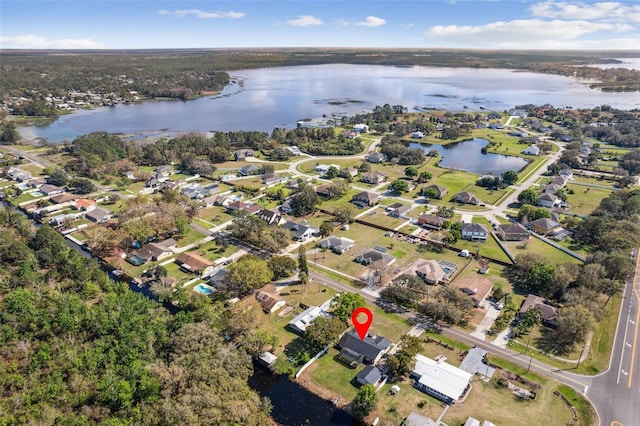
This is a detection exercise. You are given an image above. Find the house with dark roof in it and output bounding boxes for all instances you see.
[417,214,445,230]
[496,223,529,241]
[155,165,173,177]
[551,175,569,187]
[40,184,65,196]
[352,191,379,207]
[227,200,261,214]
[355,247,396,268]
[544,183,563,195]
[256,209,285,226]
[356,365,383,387]
[387,203,412,218]
[282,220,319,241]
[454,277,494,306]
[538,193,560,209]
[85,207,113,224]
[361,172,386,184]
[234,149,255,161]
[177,252,215,276]
[452,191,482,205]
[315,184,333,198]
[262,173,287,186]
[132,241,174,262]
[414,259,447,284]
[318,236,356,254]
[338,329,391,366]
[422,184,448,199]
[255,285,286,314]
[50,193,79,204]
[519,294,558,327]
[367,152,387,164]
[239,164,260,176]
[528,218,562,236]
[461,223,489,241]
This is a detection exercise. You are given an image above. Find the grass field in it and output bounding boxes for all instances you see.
[357,207,409,230]
[564,184,614,216]
[503,237,584,265]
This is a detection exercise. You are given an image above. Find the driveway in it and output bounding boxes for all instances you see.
[470,301,500,340]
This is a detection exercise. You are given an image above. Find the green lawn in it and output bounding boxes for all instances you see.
[357,208,408,230]
[503,237,583,265]
[454,233,512,264]
[564,184,614,216]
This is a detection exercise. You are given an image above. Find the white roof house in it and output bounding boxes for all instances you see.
[522,145,540,156]
[288,306,325,334]
[411,354,472,404]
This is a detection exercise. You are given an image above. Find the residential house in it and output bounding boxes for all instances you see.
[528,218,562,236]
[282,220,319,241]
[351,191,379,207]
[255,285,286,314]
[355,247,396,268]
[341,130,358,139]
[403,413,439,426]
[521,145,540,155]
[73,198,97,211]
[411,131,425,139]
[356,365,383,387]
[464,418,481,426]
[417,214,445,230]
[411,354,472,405]
[551,175,569,187]
[202,194,221,208]
[227,200,261,215]
[49,213,77,227]
[414,259,447,284]
[318,236,356,254]
[50,193,79,204]
[367,152,387,164]
[262,173,287,186]
[288,306,325,334]
[234,149,255,161]
[454,277,494,306]
[40,184,65,196]
[256,209,285,226]
[340,167,359,178]
[387,203,412,218]
[155,165,173,177]
[487,123,504,130]
[543,183,562,195]
[177,251,215,276]
[258,352,278,369]
[361,171,386,184]
[452,191,482,205]
[558,169,573,179]
[538,193,560,209]
[314,164,339,174]
[422,184,448,199]
[182,186,208,200]
[5,167,32,182]
[286,178,306,190]
[353,123,369,133]
[519,294,558,327]
[338,329,391,366]
[278,199,293,215]
[132,241,174,263]
[496,223,529,241]
[286,146,302,156]
[315,184,333,198]
[461,223,489,241]
[28,177,46,188]
[239,164,260,176]
[85,207,113,224]
[208,269,228,289]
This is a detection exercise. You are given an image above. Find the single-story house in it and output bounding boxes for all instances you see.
[519,294,558,327]
[227,200,261,214]
[28,177,46,188]
[288,306,325,334]
[239,164,260,176]
[49,213,77,227]
[411,354,472,405]
[422,184,448,199]
[558,169,573,179]
[208,269,228,289]
[315,184,333,198]
[496,223,529,241]
[340,167,359,178]
[155,165,173,177]
[387,203,412,218]
[85,207,113,224]
[256,209,285,226]
[50,193,79,204]
[522,145,540,155]
[403,412,439,426]
[314,164,340,174]
[417,214,445,230]
[367,152,387,164]
[414,259,447,285]
[464,418,481,426]
[355,247,396,268]
[318,236,356,254]
[234,149,255,161]
[538,193,561,209]
[73,198,97,211]
[352,191,379,207]
[361,172,386,184]
[528,218,562,236]
[132,241,174,262]
[551,175,569,187]
[454,277,494,306]
[262,173,287,186]
[356,365,383,387]
[411,131,425,139]
[282,220,319,241]
[177,251,215,276]
[338,329,392,366]
[353,123,370,133]
[40,184,65,196]
[255,285,286,314]
[278,199,293,215]
[461,223,489,241]
[544,183,563,195]
[257,352,278,369]
[452,191,482,205]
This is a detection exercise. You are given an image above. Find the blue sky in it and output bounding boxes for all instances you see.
[1,0,639,49]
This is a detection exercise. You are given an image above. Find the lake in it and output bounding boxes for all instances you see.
[408,138,529,176]
[19,64,640,143]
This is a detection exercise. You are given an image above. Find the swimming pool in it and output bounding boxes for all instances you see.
[194,283,214,295]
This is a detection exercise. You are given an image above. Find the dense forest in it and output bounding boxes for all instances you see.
[1,49,638,104]
[0,207,271,425]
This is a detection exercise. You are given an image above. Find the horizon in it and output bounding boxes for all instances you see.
[1,0,639,50]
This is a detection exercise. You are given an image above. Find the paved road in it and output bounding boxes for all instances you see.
[588,250,640,426]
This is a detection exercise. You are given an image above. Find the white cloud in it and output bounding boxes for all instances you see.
[286,15,323,27]
[424,18,640,48]
[530,1,640,23]
[157,9,244,19]
[355,16,386,27]
[0,34,103,49]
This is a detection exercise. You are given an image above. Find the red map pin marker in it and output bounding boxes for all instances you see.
[352,307,373,341]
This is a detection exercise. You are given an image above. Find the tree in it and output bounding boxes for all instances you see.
[359,162,372,172]
[325,166,339,179]
[555,306,594,349]
[0,121,20,144]
[298,245,308,275]
[352,384,378,419]
[518,204,551,221]
[421,187,440,199]
[290,185,320,217]
[330,292,366,323]
[404,166,418,179]
[417,171,433,183]
[268,256,297,280]
[303,316,346,350]
[319,221,334,237]
[223,255,274,296]
[69,177,96,194]
[333,204,357,223]
[389,179,409,193]
[48,168,69,187]
[518,189,539,205]
[501,169,518,186]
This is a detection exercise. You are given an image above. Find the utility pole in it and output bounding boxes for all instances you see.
[525,334,533,373]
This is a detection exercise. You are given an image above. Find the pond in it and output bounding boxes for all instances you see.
[408,138,529,176]
[19,64,640,143]
[248,365,356,426]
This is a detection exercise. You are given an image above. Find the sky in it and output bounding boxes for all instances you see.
[1,0,639,50]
